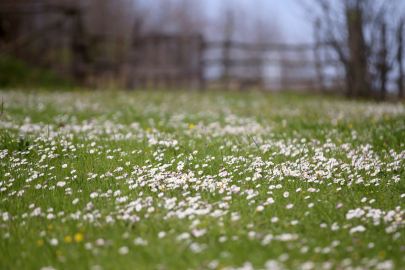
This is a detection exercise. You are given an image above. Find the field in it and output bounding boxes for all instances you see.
[0,90,405,270]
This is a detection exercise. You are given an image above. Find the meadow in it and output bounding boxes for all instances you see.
[0,90,404,270]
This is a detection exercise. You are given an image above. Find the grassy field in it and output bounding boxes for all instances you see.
[0,90,404,270]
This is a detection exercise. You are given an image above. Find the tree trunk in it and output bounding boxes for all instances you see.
[71,9,89,86]
[314,18,326,93]
[379,22,388,100]
[346,1,368,98]
[398,18,404,99]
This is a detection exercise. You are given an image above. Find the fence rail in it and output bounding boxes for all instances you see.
[202,58,339,67]
[204,41,327,51]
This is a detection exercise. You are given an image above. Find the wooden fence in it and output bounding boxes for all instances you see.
[0,3,344,91]
[201,40,342,91]
[128,35,204,90]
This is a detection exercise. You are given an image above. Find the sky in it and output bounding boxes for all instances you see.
[203,0,314,44]
[135,0,315,44]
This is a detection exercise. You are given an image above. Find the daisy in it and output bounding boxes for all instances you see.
[256,205,264,212]
[118,246,129,255]
[49,238,58,246]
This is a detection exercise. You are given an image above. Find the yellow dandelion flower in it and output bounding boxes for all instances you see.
[378,251,386,259]
[65,236,72,243]
[74,233,83,243]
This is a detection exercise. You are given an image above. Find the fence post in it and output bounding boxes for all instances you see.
[398,18,404,99]
[222,11,234,90]
[222,40,231,90]
[314,18,325,92]
[197,35,206,91]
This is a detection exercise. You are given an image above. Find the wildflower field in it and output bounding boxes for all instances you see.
[1,90,405,270]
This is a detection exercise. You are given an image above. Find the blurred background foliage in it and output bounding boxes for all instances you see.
[0,52,73,89]
[0,0,404,100]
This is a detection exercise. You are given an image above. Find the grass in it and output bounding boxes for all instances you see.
[0,89,404,270]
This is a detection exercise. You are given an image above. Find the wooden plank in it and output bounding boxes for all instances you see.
[202,58,340,67]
